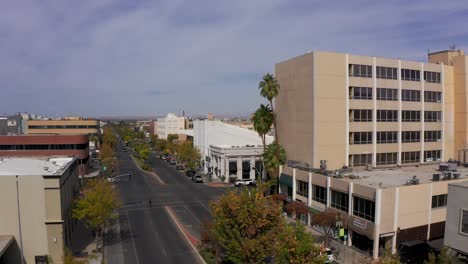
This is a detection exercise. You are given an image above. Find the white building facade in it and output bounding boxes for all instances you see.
[157,113,186,139]
[193,119,273,182]
[444,181,468,256]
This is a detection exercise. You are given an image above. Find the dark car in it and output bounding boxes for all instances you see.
[176,165,185,170]
[192,175,204,183]
[398,240,433,264]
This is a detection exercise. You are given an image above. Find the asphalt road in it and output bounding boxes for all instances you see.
[108,142,229,264]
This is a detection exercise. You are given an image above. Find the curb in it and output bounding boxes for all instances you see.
[165,206,206,264]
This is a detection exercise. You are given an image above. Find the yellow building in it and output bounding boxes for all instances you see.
[275,49,468,259]
[0,156,79,264]
[26,119,99,136]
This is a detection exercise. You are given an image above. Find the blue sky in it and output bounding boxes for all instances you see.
[0,0,467,117]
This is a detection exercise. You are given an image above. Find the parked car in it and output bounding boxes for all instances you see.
[122,148,127,152]
[166,156,172,162]
[161,155,167,160]
[234,179,256,187]
[193,175,204,183]
[186,169,195,177]
[322,248,334,264]
[176,165,185,170]
[170,159,176,165]
[398,240,433,264]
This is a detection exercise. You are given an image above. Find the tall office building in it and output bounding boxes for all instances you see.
[275,49,468,170]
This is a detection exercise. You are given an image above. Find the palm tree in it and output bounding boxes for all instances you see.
[263,141,286,180]
[258,73,280,142]
[252,104,273,150]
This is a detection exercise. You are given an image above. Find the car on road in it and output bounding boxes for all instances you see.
[166,156,172,162]
[170,159,176,165]
[192,175,204,183]
[234,179,256,187]
[122,148,127,152]
[176,165,185,170]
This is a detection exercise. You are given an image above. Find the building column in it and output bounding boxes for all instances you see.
[373,188,382,260]
[250,157,255,180]
[326,177,331,208]
[348,183,354,246]
[237,158,242,180]
[292,169,296,201]
[307,173,312,226]
[392,187,399,254]
[372,57,377,167]
[278,166,283,194]
[220,156,225,179]
[421,62,425,164]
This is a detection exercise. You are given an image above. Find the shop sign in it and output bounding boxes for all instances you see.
[353,218,368,230]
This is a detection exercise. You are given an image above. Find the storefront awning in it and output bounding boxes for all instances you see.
[279,173,293,187]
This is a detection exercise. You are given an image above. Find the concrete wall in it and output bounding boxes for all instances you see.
[444,183,468,254]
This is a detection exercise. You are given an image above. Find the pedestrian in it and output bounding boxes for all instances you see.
[149,199,152,208]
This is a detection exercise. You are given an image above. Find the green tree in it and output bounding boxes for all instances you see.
[73,179,121,251]
[167,134,179,142]
[263,141,287,179]
[425,247,458,264]
[275,222,325,264]
[258,73,280,142]
[252,104,274,149]
[139,147,150,161]
[209,185,285,263]
[102,127,116,147]
[176,142,201,169]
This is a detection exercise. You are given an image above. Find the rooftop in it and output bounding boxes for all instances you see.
[0,156,75,176]
[340,163,468,188]
[449,181,468,188]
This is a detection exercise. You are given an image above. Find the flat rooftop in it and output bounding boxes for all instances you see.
[0,156,75,176]
[340,163,468,188]
[450,181,468,188]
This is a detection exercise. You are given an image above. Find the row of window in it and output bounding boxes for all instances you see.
[350,87,441,102]
[297,183,376,222]
[349,150,441,166]
[349,64,441,83]
[0,144,88,150]
[351,109,442,122]
[28,125,98,129]
[350,130,441,144]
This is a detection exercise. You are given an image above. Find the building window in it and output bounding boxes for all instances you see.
[402,89,421,102]
[377,131,398,144]
[401,69,421,81]
[431,194,447,208]
[350,109,372,122]
[349,64,372,78]
[460,209,468,235]
[296,180,308,197]
[376,152,397,165]
[424,71,441,83]
[402,151,420,163]
[376,66,398,80]
[350,154,372,167]
[424,91,442,103]
[353,196,375,222]
[425,150,441,162]
[349,87,372,100]
[402,131,420,143]
[377,110,398,122]
[350,132,372,145]
[425,131,441,142]
[331,190,349,212]
[35,256,49,264]
[377,88,398,101]
[402,110,421,122]
[424,111,442,122]
[312,185,327,204]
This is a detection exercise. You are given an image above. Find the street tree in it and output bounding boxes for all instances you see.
[209,185,285,263]
[176,142,201,169]
[275,222,325,264]
[310,209,337,247]
[425,247,459,264]
[285,201,309,220]
[73,179,121,251]
[263,141,287,179]
[258,73,280,142]
[252,104,274,150]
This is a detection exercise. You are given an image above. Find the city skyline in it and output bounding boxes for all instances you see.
[1,0,467,116]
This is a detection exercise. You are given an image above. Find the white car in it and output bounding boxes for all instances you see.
[234,179,256,187]
[323,248,334,263]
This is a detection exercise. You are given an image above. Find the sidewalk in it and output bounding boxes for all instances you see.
[286,218,369,263]
[70,220,103,264]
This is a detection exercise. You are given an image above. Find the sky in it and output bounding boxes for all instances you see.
[1,0,467,117]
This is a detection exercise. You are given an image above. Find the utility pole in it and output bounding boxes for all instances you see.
[16,176,24,264]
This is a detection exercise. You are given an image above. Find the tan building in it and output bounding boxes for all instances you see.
[275,49,468,170]
[0,156,79,264]
[275,49,468,259]
[26,119,99,136]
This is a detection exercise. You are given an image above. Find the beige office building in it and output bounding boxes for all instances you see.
[26,118,99,136]
[275,49,468,259]
[0,156,79,264]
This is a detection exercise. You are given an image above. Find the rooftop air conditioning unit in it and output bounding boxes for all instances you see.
[454,173,461,179]
[432,173,440,181]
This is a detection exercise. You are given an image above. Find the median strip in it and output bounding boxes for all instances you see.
[130,154,165,185]
[165,206,206,264]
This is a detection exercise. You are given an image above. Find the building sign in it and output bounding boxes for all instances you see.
[353,218,368,230]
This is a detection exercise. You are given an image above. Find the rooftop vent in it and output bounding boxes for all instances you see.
[454,173,461,179]
[406,175,419,185]
[443,172,452,180]
[433,173,440,181]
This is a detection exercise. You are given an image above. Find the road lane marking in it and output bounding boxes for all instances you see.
[165,206,206,264]
[126,211,141,264]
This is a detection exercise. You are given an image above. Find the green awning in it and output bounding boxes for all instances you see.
[279,173,293,187]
